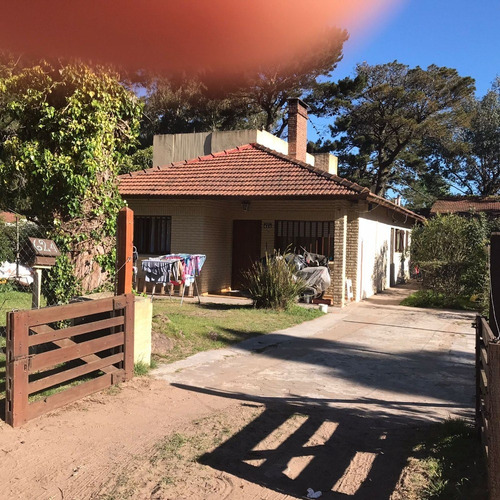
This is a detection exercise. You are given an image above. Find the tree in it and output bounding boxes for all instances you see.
[141,27,348,143]
[433,81,500,196]
[308,62,475,196]
[0,61,142,301]
[411,214,489,307]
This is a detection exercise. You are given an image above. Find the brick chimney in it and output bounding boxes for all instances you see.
[287,98,308,163]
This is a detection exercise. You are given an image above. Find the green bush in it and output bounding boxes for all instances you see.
[243,251,306,310]
[0,219,15,262]
[411,214,489,306]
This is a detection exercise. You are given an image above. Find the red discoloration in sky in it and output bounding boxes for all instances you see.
[0,0,401,76]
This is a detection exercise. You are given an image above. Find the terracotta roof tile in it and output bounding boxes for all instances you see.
[431,198,500,214]
[0,211,17,224]
[119,143,366,198]
[119,143,424,222]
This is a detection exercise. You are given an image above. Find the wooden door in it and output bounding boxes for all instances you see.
[232,220,262,289]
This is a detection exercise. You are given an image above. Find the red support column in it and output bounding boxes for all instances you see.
[116,207,134,295]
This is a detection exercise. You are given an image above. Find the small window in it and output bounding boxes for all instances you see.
[275,220,334,260]
[134,216,171,254]
[395,229,405,253]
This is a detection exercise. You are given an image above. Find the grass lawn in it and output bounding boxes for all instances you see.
[401,290,480,311]
[151,300,323,364]
[400,419,486,499]
[0,289,39,402]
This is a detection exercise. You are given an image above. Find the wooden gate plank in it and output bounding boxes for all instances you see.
[23,296,123,326]
[481,317,495,346]
[30,332,124,372]
[29,316,125,346]
[487,343,500,498]
[27,373,112,421]
[5,311,30,427]
[6,293,135,427]
[28,352,124,394]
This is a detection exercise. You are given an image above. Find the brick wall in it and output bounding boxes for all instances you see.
[287,99,308,163]
[332,214,347,307]
[126,198,349,297]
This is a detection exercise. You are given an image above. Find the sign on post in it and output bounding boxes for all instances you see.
[28,238,60,309]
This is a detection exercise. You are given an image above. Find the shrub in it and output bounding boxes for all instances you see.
[0,219,15,263]
[243,251,306,310]
[411,214,489,305]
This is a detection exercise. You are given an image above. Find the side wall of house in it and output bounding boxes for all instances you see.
[357,203,414,301]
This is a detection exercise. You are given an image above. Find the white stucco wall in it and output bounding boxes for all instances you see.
[357,215,412,301]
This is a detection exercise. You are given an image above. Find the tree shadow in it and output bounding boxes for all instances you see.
[197,303,253,312]
[174,384,462,499]
[215,330,475,406]
[372,243,388,293]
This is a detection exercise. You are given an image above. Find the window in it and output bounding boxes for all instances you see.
[395,229,406,253]
[275,220,334,260]
[134,216,171,254]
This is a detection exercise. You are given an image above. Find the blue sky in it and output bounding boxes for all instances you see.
[309,0,500,140]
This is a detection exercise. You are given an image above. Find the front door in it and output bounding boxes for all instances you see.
[232,220,262,290]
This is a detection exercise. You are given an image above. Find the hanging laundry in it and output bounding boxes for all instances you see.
[141,254,206,286]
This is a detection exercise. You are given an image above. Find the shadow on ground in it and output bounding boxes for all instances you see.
[214,330,474,406]
[173,384,465,499]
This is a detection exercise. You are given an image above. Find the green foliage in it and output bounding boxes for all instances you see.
[401,290,477,310]
[0,61,143,301]
[437,80,500,196]
[307,61,475,196]
[42,254,81,305]
[243,251,306,310]
[134,360,152,376]
[0,219,14,262]
[411,419,486,500]
[141,27,347,141]
[411,214,489,304]
[119,146,153,174]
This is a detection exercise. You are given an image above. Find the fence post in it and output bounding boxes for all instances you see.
[476,315,481,429]
[122,293,135,381]
[490,233,500,337]
[5,310,30,427]
[116,207,134,295]
[488,343,500,498]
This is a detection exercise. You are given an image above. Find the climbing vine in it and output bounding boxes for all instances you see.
[0,61,143,303]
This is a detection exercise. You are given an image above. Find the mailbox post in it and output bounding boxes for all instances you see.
[28,238,60,309]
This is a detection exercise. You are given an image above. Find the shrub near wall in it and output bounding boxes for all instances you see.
[410,214,489,307]
[244,251,306,310]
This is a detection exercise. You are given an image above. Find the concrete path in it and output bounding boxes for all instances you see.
[153,285,476,498]
[154,286,475,423]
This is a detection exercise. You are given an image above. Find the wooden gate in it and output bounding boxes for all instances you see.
[476,314,500,498]
[5,293,134,427]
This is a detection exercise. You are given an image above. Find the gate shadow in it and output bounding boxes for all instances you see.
[173,384,471,499]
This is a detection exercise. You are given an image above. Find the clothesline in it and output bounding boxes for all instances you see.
[141,253,206,305]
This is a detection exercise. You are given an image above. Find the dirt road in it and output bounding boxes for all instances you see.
[0,286,475,499]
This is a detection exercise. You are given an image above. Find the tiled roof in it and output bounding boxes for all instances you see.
[119,144,365,198]
[0,211,17,224]
[119,143,424,222]
[431,198,500,214]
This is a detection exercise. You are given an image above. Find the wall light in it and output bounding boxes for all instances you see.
[241,200,251,212]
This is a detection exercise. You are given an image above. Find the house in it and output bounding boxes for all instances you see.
[431,197,500,219]
[119,99,424,306]
[0,211,18,224]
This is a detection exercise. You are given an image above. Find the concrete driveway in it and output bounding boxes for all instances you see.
[154,285,476,498]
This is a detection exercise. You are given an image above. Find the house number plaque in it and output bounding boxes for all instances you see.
[29,238,61,257]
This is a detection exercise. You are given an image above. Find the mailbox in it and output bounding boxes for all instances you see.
[28,237,61,268]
